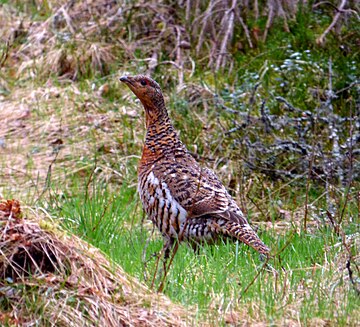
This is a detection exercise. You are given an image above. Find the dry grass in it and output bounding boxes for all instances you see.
[3,0,159,80]
[0,199,195,326]
[3,0,351,83]
[0,82,145,200]
[2,199,356,326]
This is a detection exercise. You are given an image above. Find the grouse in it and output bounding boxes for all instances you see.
[119,75,270,260]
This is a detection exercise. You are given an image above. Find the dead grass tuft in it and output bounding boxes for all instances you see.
[4,0,347,81]
[0,83,144,199]
[0,199,194,326]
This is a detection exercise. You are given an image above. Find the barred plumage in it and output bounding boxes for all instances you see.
[120,75,270,257]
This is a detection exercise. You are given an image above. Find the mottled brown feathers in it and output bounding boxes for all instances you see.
[120,74,270,256]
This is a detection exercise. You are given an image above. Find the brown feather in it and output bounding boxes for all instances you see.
[119,74,270,256]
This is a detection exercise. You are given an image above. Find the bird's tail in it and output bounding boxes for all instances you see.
[223,221,270,255]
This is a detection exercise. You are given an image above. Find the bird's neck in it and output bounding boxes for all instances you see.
[142,103,186,159]
[144,102,171,130]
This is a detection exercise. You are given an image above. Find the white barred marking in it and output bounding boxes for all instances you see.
[147,171,159,185]
[138,171,188,238]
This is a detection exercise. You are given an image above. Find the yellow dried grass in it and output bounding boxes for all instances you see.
[0,83,144,199]
[0,199,194,326]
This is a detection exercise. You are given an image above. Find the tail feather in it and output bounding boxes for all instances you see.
[224,221,270,255]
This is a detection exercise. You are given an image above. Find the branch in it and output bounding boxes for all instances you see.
[346,259,360,296]
[316,0,348,45]
[263,0,275,42]
[215,0,237,70]
[313,1,360,21]
[235,9,253,49]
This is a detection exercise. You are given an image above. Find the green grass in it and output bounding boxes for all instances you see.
[43,177,359,325]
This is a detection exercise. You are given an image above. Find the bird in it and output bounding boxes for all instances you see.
[119,74,270,263]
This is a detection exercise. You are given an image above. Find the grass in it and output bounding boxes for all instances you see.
[0,200,192,326]
[1,0,359,325]
[39,177,359,325]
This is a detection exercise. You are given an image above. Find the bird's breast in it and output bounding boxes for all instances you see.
[138,171,188,238]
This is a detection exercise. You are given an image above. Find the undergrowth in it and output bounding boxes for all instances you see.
[1,0,359,325]
[46,177,359,325]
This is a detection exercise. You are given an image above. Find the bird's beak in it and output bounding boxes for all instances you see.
[119,75,134,86]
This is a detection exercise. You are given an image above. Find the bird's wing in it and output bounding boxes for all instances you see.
[152,160,248,224]
[151,158,270,255]
[193,167,249,225]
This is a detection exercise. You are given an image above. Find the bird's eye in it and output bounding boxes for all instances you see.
[140,79,147,86]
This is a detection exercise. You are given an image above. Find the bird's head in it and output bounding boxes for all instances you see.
[119,75,164,109]
[120,74,170,128]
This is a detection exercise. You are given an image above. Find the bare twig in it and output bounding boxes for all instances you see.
[215,0,237,70]
[175,25,184,88]
[34,150,61,203]
[324,59,342,215]
[240,230,295,298]
[276,0,290,33]
[60,7,76,34]
[263,0,275,42]
[185,0,192,21]
[316,0,348,45]
[335,81,359,95]
[254,0,259,20]
[235,9,253,49]
[346,259,360,296]
[313,1,360,21]
[240,255,270,297]
[195,0,217,55]
[326,210,340,236]
[146,51,159,75]
[0,40,10,68]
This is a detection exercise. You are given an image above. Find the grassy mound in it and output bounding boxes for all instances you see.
[0,199,193,326]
